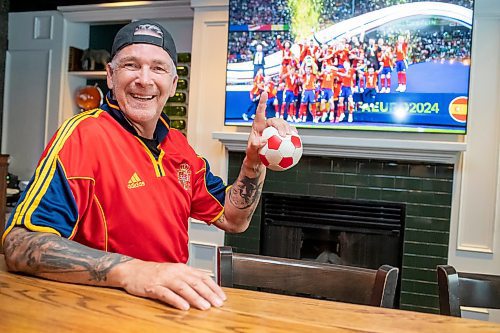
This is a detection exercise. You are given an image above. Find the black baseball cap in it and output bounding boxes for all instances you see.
[111,19,177,66]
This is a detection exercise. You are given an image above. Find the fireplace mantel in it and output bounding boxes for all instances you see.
[212,132,466,164]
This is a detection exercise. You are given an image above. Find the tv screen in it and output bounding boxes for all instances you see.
[224,0,474,134]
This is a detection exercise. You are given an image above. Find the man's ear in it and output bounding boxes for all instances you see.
[169,75,178,97]
[106,63,114,90]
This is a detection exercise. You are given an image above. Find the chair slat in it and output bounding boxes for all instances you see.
[437,265,500,317]
[218,246,398,308]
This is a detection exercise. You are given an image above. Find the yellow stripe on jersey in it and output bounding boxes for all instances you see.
[159,116,170,129]
[133,137,165,177]
[157,149,166,175]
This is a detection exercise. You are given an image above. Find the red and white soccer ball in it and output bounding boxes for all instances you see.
[258,127,303,171]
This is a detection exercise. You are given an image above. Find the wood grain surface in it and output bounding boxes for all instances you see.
[1,255,500,332]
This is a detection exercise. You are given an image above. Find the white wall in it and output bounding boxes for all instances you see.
[448,0,500,321]
[2,11,65,180]
[188,0,500,321]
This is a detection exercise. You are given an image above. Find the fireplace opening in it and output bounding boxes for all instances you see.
[260,193,405,303]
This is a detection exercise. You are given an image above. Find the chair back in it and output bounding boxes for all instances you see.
[437,265,500,317]
[217,246,398,308]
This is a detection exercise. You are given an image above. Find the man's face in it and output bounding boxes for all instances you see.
[106,43,178,126]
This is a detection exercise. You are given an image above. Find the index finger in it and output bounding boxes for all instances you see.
[254,91,268,123]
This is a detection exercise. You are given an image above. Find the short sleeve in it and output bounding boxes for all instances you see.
[2,159,79,242]
[190,157,227,223]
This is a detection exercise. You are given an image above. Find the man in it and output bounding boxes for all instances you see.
[299,65,317,123]
[2,20,294,311]
[318,65,336,123]
[394,34,409,92]
[337,61,356,123]
[276,35,294,78]
[378,44,394,93]
[252,43,266,78]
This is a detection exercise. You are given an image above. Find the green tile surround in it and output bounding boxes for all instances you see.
[225,153,454,314]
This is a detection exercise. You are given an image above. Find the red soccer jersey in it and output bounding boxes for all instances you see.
[302,73,317,90]
[277,38,293,66]
[300,45,319,63]
[320,72,335,89]
[364,72,379,88]
[340,68,356,87]
[335,48,350,66]
[3,98,226,263]
[396,42,408,61]
[320,47,335,66]
[266,81,277,98]
[285,73,298,92]
[381,51,394,67]
[250,73,265,96]
[333,78,341,99]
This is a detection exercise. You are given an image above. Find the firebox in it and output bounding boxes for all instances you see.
[260,193,405,291]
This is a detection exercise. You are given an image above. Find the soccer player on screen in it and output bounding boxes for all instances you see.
[318,43,335,70]
[334,38,351,69]
[331,75,341,122]
[300,38,320,66]
[299,65,317,123]
[337,61,356,123]
[276,35,294,78]
[319,66,336,123]
[379,45,394,93]
[360,66,380,110]
[264,76,279,118]
[282,66,300,122]
[395,34,409,92]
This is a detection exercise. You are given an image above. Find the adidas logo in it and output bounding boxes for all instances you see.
[127,172,145,189]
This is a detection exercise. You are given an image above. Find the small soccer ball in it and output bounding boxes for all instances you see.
[258,127,303,171]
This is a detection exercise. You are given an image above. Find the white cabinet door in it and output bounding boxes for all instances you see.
[2,11,64,180]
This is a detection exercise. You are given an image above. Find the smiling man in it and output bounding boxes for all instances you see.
[2,20,296,311]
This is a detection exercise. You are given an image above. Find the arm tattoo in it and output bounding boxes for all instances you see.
[228,175,263,209]
[215,214,226,225]
[4,227,132,283]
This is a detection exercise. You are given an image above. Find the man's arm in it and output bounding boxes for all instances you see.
[214,92,296,233]
[3,227,226,311]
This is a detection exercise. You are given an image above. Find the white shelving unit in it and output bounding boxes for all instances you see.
[68,71,106,79]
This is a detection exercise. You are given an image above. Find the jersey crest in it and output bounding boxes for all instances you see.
[177,163,192,191]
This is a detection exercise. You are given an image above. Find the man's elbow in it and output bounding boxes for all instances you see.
[3,232,20,271]
[2,227,32,272]
[222,217,250,234]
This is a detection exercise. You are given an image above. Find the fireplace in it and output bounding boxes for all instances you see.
[259,193,405,305]
[225,152,454,314]
[261,193,405,271]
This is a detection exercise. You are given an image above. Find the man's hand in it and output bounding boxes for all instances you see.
[246,92,298,168]
[3,227,225,311]
[118,260,226,311]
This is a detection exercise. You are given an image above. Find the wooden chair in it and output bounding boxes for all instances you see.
[437,265,500,317]
[217,246,399,308]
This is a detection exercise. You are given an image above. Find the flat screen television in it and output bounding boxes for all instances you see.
[224,0,474,134]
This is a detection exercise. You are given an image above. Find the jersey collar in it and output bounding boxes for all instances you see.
[101,92,170,143]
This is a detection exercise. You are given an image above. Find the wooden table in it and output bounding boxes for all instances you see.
[1,256,500,332]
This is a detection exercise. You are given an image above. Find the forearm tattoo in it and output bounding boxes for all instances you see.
[4,227,132,283]
[228,175,263,209]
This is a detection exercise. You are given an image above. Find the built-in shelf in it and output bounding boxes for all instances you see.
[213,131,467,164]
[69,71,107,79]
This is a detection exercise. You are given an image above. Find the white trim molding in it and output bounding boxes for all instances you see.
[58,1,193,22]
[213,131,466,164]
[191,0,229,10]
